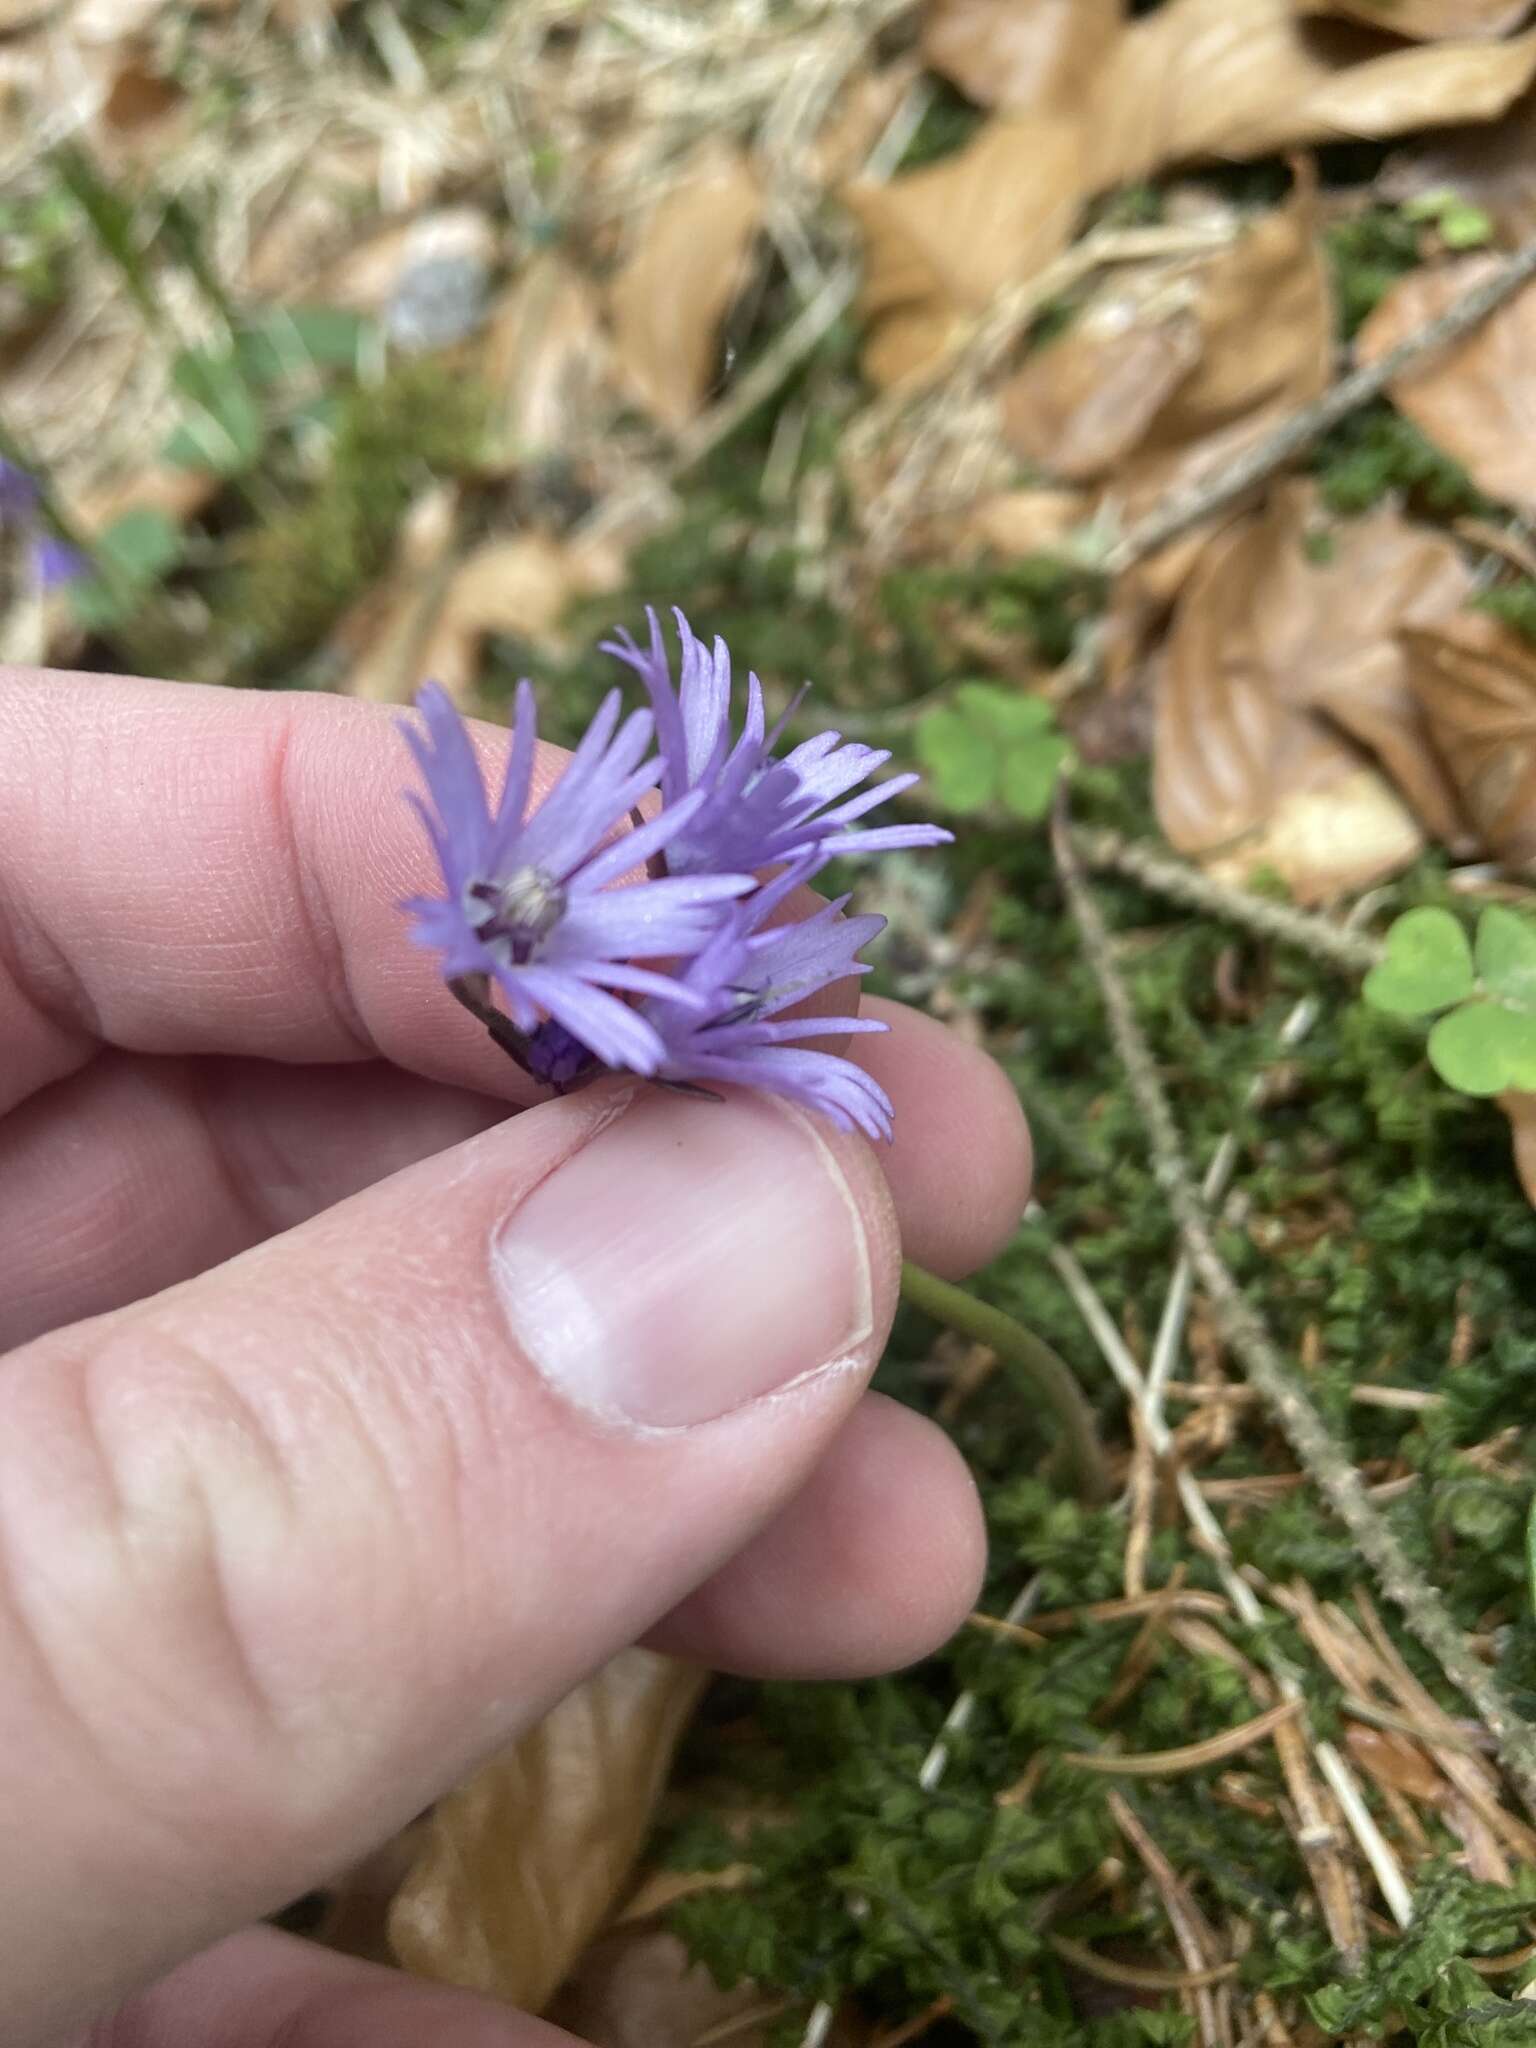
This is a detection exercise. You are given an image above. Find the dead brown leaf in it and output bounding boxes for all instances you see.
[1112,174,1333,514]
[1357,258,1536,510]
[1002,293,1203,483]
[1297,0,1532,38]
[1092,0,1536,179]
[1501,1090,1536,1201]
[389,1652,707,2012]
[1402,609,1536,865]
[546,1926,778,2048]
[1343,1724,1446,1804]
[342,519,624,706]
[922,0,1124,113]
[808,61,919,187]
[961,485,1091,555]
[844,113,1088,386]
[482,254,612,460]
[1378,87,1536,244]
[1154,485,1474,898]
[1241,482,1475,844]
[606,142,762,430]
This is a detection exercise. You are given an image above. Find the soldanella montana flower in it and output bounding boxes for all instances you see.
[400,609,950,1139]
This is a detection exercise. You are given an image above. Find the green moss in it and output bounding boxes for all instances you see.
[224,356,490,675]
[1326,204,1425,339]
[1475,578,1536,647]
[1311,401,1488,517]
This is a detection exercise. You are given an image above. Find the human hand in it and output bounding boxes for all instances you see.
[0,669,1031,2047]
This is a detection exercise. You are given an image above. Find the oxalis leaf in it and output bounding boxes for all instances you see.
[916,682,1069,820]
[1476,904,1536,1008]
[1362,906,1474,1017]
[1428,1002,1536,1097]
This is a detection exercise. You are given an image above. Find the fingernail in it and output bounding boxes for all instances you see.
[492,1090,873,1428]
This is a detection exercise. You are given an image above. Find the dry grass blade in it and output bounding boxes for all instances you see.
[1107,1790,1233,2048]
[1062,1699,1304,1777]
[1046,1933,1240,1993]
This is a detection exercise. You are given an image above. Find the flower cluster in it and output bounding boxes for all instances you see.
[400,608,950,1138]
[0,460,86,591]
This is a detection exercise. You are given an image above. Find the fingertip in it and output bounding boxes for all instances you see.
[856,1000,1032,1278]
[646,1393,987,1679]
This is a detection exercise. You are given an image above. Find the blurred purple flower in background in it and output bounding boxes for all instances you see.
[400,614,948,1135]
[0,459,40,524]
[29,535,88,590]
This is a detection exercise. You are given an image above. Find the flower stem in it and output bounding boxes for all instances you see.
[900,1260,1110,1502]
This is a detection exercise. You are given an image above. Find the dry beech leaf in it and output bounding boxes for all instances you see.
[962,485,1091,555]
[1378,88,1536,244]
[1154,498,1444,900]
[808,61,919,186]
[1240,482,1475,845]
[1357,258,1536,510]
[1296,0,1532,37]
[483,254,612,458]
[389,1652,707,2012]
[545,1927,777,2048]
[922,0,1125,113]
[1343,1725,1447,1804]
[1402,610,1536,866]
[76,462,220,532]
[1091,0,1536,179]
[606,142,762,430]
[1501,1090,1536,1203]
[844,114,1088,386]
[1002,293,1203,482]
[1113,175,1333,517]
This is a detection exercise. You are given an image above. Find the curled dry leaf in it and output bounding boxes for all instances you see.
[1002,290,1204,483]
[389,1652,707,2012]
[606,142,762,431]
[1402,609,1536,866]
[1242,482,1475,845]
[546,1927,778,2048]
[962,485,1092,556]
[1356,258,1536,510]
[808,61,920,187]
[343,523,626,705]
[1154,484,1473,898]
[1501,1090,1536,1203]
[482,254,612,460]
[1378,89,1536,244]
[1092,0,1536,179]
[1005,175,1327,504]
[1295,0,1533,38]
[844,114,1088,386]
[921,0,1125,114]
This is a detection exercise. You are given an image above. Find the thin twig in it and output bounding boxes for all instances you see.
[900,1261,1110,1503]
[1107,225,1536,574]
[1052,793,1536,1818]
[1071,828,1385,977]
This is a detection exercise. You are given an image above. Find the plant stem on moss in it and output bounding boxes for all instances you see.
[899,1260,1110,1503]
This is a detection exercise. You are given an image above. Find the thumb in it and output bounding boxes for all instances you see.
[0,1082,897,2045]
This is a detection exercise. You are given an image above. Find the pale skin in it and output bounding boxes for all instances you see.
[0,669,1033,2048]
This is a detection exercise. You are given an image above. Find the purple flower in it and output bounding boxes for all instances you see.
[601,607,952,877]
[637,865,896,1141]
[401,681,753,1074]
[29,534,88,590]
[0,460,39,523]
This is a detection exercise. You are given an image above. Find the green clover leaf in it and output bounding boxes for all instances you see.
[1428,1002,1536,1097]
[916,683,1070,821]
[1361,906,1474,1018]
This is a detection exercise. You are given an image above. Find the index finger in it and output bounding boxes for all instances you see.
[0,666,553,1115]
